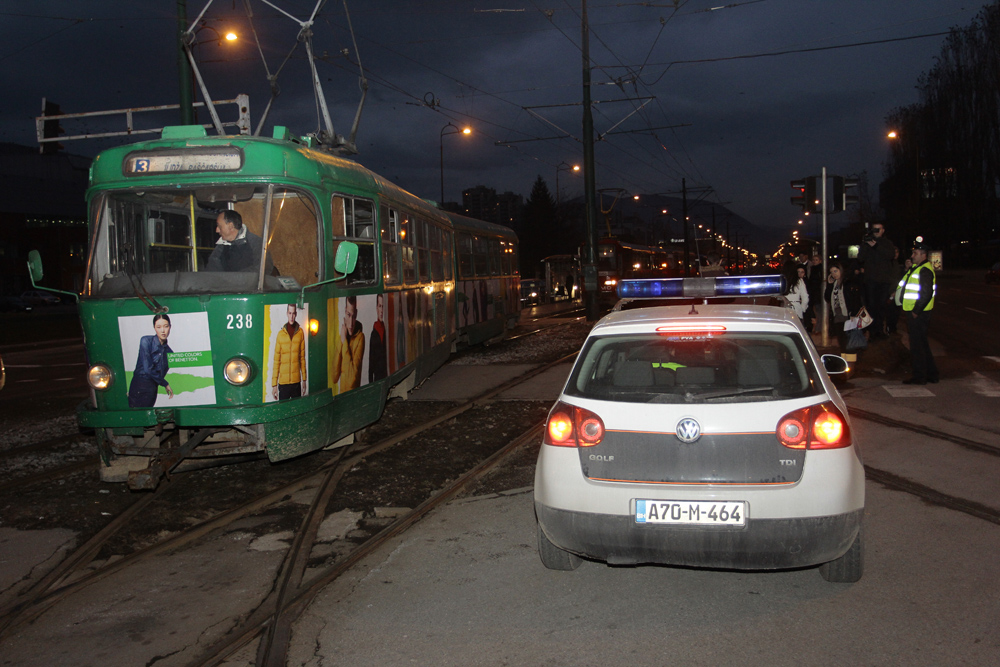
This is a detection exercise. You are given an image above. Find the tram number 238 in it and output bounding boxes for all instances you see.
[226,314,253,330]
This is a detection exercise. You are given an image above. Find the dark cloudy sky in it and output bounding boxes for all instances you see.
[0,0,984,250]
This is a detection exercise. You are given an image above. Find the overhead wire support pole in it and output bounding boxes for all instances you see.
[821,166,830,348]
[178,0,193,125]
[582,0,600,322]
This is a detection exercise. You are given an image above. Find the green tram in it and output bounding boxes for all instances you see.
[65,125,520,489]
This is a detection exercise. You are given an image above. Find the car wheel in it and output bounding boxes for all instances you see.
[819,522,864,583]
[537,523,582,571]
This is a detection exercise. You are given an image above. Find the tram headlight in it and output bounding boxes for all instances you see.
[87,364,113,390]
[224,357,253,386]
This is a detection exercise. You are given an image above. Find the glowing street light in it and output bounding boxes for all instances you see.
[440,123,472,205]
[555,162,580,206]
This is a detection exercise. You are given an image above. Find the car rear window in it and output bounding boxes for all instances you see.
[565,331,823,404]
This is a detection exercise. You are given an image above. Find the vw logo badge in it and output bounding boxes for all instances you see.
[675,418,702,443]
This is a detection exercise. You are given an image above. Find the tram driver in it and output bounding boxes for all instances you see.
[206,210,274,274]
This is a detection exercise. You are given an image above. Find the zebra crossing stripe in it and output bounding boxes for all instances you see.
[970,372,1000,397]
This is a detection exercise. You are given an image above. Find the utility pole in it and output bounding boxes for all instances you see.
[178,0,194,125]
[682,178,690,275]
[821,166,830,347]
[581,0,599,321]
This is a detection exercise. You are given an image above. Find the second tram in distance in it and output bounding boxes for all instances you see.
[594,237,680,305]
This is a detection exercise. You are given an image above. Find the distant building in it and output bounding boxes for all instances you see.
[462,185,497,223]
[0,143,89,295]
[461,185,524,230]
[495,191,524,229]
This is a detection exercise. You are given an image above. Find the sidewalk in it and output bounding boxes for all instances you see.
[832,326,1000,443]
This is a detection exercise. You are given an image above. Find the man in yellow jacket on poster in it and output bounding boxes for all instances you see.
[331,296,365,394]
[272,304,307,400]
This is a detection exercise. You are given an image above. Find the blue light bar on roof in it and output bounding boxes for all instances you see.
[617,275,786,299]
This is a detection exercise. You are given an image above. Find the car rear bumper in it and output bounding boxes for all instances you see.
[535,502,863,569]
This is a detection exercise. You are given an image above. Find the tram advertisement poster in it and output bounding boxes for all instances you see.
[118,312,216,408]
[263,303,309,403]
[326,295,382,396]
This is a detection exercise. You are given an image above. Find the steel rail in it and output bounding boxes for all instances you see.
[849,407,1000,457]
[189,423,544,667]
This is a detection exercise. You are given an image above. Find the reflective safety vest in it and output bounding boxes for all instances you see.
[896,261,935,311]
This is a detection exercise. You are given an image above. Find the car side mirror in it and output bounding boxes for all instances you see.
[821,354,849,375]
[27,250,44,283]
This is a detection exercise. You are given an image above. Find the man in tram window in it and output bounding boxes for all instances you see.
[271,304,307,400]
[331,296,365,392]
[368,293,388,382]
[206,209,274,274]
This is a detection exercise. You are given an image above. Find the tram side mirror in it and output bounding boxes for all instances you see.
[821,354,849,375]
[334,241,358,277]
[27,250,44,283]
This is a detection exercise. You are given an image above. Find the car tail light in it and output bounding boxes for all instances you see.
[776,402,850,450]
[543,401,605,447]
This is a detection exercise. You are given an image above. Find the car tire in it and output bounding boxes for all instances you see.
[537,523,582,571]
[819,522,864,583]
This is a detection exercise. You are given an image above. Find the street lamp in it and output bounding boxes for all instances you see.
[440,122,471,205]
[555,162,580,207]
[177,3,239,125]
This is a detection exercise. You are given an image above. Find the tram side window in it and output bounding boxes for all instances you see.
[500,240,512,275]
[473,236,489,277]
[429,224,444,282]
[442,229,454,280]
[458,232,474,279]
[401,214,416,284]
[381,206,401,286]
[488,238,501,276]
[417,218,430,283]
[331,195,376,286]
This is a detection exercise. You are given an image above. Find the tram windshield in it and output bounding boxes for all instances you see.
[87,185,320,296]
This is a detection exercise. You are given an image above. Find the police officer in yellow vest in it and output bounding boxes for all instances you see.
[895,238,938,385]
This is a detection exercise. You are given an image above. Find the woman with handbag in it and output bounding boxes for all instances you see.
[825,261,855,351]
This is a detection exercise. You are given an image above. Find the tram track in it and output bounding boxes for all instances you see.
[849,407,1000,458]
[0,351,574,662]
[850,407,1000,525]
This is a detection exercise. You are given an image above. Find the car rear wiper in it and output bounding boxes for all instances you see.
[684,386,775,402]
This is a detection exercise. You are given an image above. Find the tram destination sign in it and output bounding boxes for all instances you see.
[124,148,243,175]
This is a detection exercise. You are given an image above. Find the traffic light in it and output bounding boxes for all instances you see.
[790,176,817,213]
[831,176,860,213]
[39,98,64,155]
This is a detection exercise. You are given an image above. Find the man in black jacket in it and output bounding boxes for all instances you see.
[857,223,896,339]
[206,210,273,274]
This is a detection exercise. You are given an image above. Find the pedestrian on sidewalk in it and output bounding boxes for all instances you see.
[896,238,939,385]
[782,260,809,325]
[803,254,823,333]
[825,262,849,350]
[858,222,896,339]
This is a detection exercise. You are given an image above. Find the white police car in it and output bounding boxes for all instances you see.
[534,275,865,582]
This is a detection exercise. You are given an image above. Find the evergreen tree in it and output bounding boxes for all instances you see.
[520,176,557,277]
